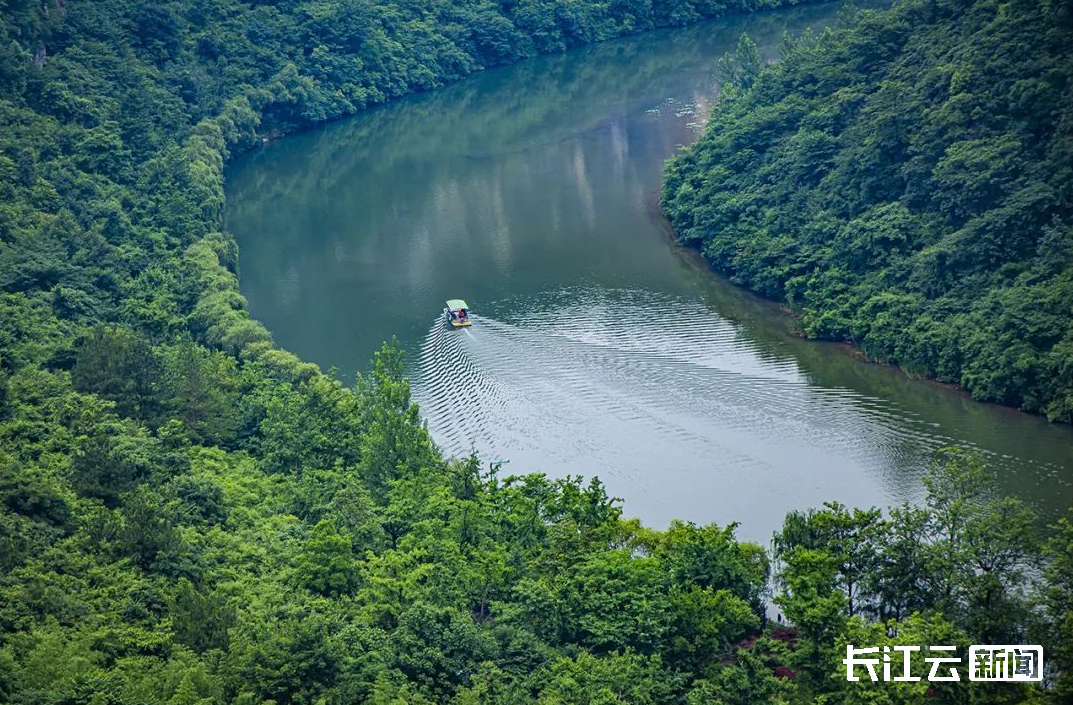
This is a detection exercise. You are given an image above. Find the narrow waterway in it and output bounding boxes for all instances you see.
[225,2,1073,542]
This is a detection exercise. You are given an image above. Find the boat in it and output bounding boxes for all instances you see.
[444,299,472,328]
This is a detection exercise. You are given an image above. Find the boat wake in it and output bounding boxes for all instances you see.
[411,288,1001,533]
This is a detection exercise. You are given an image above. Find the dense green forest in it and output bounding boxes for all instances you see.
[664,0,1073,422]
[0,0,1070,702]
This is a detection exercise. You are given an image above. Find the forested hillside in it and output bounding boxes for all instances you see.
[1,0,1071,702]
[663,0,1073,422]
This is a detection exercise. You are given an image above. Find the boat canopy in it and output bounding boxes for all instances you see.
[446,299,469,311]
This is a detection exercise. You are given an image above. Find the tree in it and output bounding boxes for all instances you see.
[356,341,438,500]
[773,502,885,618]
[687,647,788,705]
[170,579,236,654]
[866,503,931,622]
[70,419,160,506]
[389,602,496,695]
[71,326,164,423]
[666,586,759,672]
[655,521,769,614]
[773,548,846,694]
[228,612,343,704]
[296,519,359,596]
[922,448,1039,640]
[537,650,681,705]
[1041,515,1073,703]
[163,343,240,446]
[716,33,762,91]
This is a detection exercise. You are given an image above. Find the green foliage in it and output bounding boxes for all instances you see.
[772,448,1048,701]
[161,343,241,447]
[536,650,682,704]
[0,0,1069,702]
[296,519,359,596]
[70,415,162,506]
[170,579,236,654]
[663,0,1073,421]
[71,326,164,422]
[717,32,763,90]
[774,547,846,689]
[1042,516,1073,703]
[390,602,496,693]
[357,341,438,500]
[686,646,789,704]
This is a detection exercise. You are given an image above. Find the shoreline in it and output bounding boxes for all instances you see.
[646,190,1072,429]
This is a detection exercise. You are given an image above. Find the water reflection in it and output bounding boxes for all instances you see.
[226,1,1072,541]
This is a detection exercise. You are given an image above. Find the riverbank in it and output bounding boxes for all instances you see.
[182,0,840,380]
[661,0,1073,424]
[4,2,1071,702]
[655,198,1067,424]
[225,8,1072,540]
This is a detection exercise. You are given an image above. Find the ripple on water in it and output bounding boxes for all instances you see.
[411,289,1064,537]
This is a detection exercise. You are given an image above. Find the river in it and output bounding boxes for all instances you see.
[225,2,1073,542]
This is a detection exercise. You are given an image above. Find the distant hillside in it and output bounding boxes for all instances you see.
[663,0,1073,422]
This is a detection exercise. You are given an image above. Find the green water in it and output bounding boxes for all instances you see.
[225,2,1072,541]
